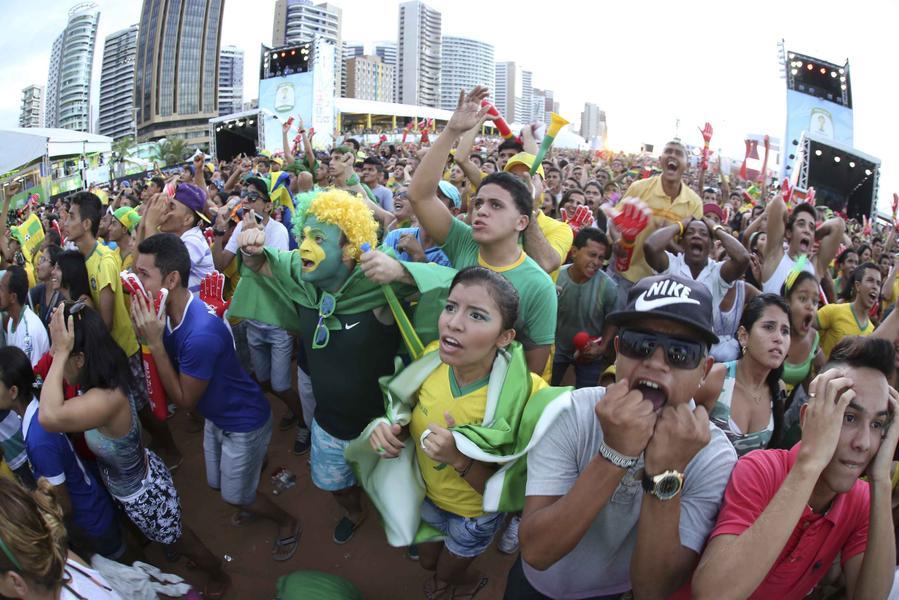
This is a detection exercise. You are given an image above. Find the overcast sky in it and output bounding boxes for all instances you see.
[0,0,896,209]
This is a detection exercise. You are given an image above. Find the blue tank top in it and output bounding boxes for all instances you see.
[83,392,147,499]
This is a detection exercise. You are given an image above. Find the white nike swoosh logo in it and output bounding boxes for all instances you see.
[345,322,360,330]
[634,291,700,312]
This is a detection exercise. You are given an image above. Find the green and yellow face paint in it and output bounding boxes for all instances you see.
[298,215,351,291]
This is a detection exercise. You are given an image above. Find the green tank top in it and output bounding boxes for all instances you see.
[709,361,775,456]
[782,331,819,386]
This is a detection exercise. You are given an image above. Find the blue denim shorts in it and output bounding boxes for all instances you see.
[246,321,294,392]
[419,497,504,558]
[310,419,357,492]
[203,415,272,506]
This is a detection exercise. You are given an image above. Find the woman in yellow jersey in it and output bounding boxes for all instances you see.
[370,267,539,599]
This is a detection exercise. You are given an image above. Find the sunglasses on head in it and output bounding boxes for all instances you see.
[617,329,707,370]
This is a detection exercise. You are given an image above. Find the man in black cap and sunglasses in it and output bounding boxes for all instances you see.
[508,274,737,600]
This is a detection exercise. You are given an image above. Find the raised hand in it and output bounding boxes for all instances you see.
[781,179,793,206]
[866,388,899,483]
[806,186,816,207]
[699,122,714,144]
[560,205,595,235]
[236,210,265,255]
[48,307,75,356]
[446,86,491,134]
[200,271,230,318]
[602,197,651,242]
[595,379,656,459]
[644,403,710,473]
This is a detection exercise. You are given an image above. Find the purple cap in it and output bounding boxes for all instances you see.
[174,183,210,223]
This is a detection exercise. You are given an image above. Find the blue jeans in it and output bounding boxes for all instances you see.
[551,354,605,389]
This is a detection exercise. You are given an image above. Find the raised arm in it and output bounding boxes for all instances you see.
[408,87,490,245]
[762,195,787,282]
[643,221,680,274]
[711,219,751,283]
[453,117,487,189]
[813,216,846,275]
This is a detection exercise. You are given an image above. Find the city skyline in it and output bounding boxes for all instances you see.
[1,0,897,209]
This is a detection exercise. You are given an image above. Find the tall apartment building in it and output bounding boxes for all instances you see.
[494,61,533,123]
[439,36,494,111]
[19,85,44,128]
[341,41,364,97]
[580,102,601,140]
[218,45,244,116]
[374,41,397,101]
[345,55,394,103]
[98,24,138,140]
[134,0,225,145]
[45,3,100,132]
[397,1,441,107]
[272,0,342,94]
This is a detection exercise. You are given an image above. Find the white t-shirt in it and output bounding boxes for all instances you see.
[663,251,734,308]
[225,217,290,253]
[180,227,214,294]
[6,307,49,366]
[61,558,121,599]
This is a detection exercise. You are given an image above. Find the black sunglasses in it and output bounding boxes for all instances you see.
[617,329,707,370]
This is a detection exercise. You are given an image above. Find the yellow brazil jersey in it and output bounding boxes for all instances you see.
[410,362,489,518]
[115,247,134,272]
[817,303,875,359]
[619,176,702,283]
[85,242,139,357]
[536,211,574,283]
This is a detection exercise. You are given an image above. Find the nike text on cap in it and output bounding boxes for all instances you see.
[606,274,719,345]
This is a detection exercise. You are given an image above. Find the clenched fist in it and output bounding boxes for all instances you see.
[236,210,265,255]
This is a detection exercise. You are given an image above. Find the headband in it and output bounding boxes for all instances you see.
[0,535,22,571]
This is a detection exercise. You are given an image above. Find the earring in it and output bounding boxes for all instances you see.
[741,345,747,356]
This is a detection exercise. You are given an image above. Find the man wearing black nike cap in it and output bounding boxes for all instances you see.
[508,274,737,600]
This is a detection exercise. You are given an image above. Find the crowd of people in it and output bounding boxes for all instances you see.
[1,85,898,599]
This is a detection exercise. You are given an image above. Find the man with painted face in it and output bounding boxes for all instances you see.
[761,195,845,295]
[692,336,899,599]
[230,189,411,544]
[508,274,737,600]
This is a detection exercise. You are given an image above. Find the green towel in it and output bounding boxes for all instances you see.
[344,341,573,547]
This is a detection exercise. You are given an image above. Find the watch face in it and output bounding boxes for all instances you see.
[655,473,683,500]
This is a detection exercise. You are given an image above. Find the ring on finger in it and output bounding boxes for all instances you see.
[420,428,433,450]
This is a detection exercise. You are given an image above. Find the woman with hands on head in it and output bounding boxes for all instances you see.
[37,302,229,599]
[370,267,538,600]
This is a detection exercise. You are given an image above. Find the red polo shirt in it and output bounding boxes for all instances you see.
[709,443,870,599]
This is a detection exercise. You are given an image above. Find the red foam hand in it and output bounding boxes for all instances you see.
[806,187,816,207]
[604,198,651,242]
[892,193,898,219]
[200,271,230,318]
[560,205,595,235]
[722,205,732,225]
[203,227,214,247]
[699,122,713,144]
[781,179,793,206]
[863,215,872,237]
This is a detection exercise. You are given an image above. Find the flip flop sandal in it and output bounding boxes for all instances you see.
[423,573,450,600]
[450,576,488,599]
[272,523,302,561]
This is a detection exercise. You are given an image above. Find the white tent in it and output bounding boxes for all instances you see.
[0,128,112,175]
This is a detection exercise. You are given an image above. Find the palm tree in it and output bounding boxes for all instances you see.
[149,138,190,167]
[111,136,136,178]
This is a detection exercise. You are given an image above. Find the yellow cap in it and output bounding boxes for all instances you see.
[503,152,545,177]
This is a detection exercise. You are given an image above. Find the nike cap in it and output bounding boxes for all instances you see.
[607,274,718,345]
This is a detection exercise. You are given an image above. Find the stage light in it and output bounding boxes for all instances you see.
[796,61,803,67]
[807,64,813,71]
[839,68,845,74]
[789,53,795,59]
[248,120,254,125]
[791,69,798,75]
[840,76,846,82]
[819,67,826,74]
[830,71,837,78]
[814,149,822,156]
[237,120,245,127]
[789,154,795,160]
[281,52,286,57]
[833,156,841,163]
[792,139,799,145]
[228,123,234,128]
[271,52,278,58]
[216,126,221,132]
[841,84,847,90]
[865,169,872,176]
[849,161,856,168]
